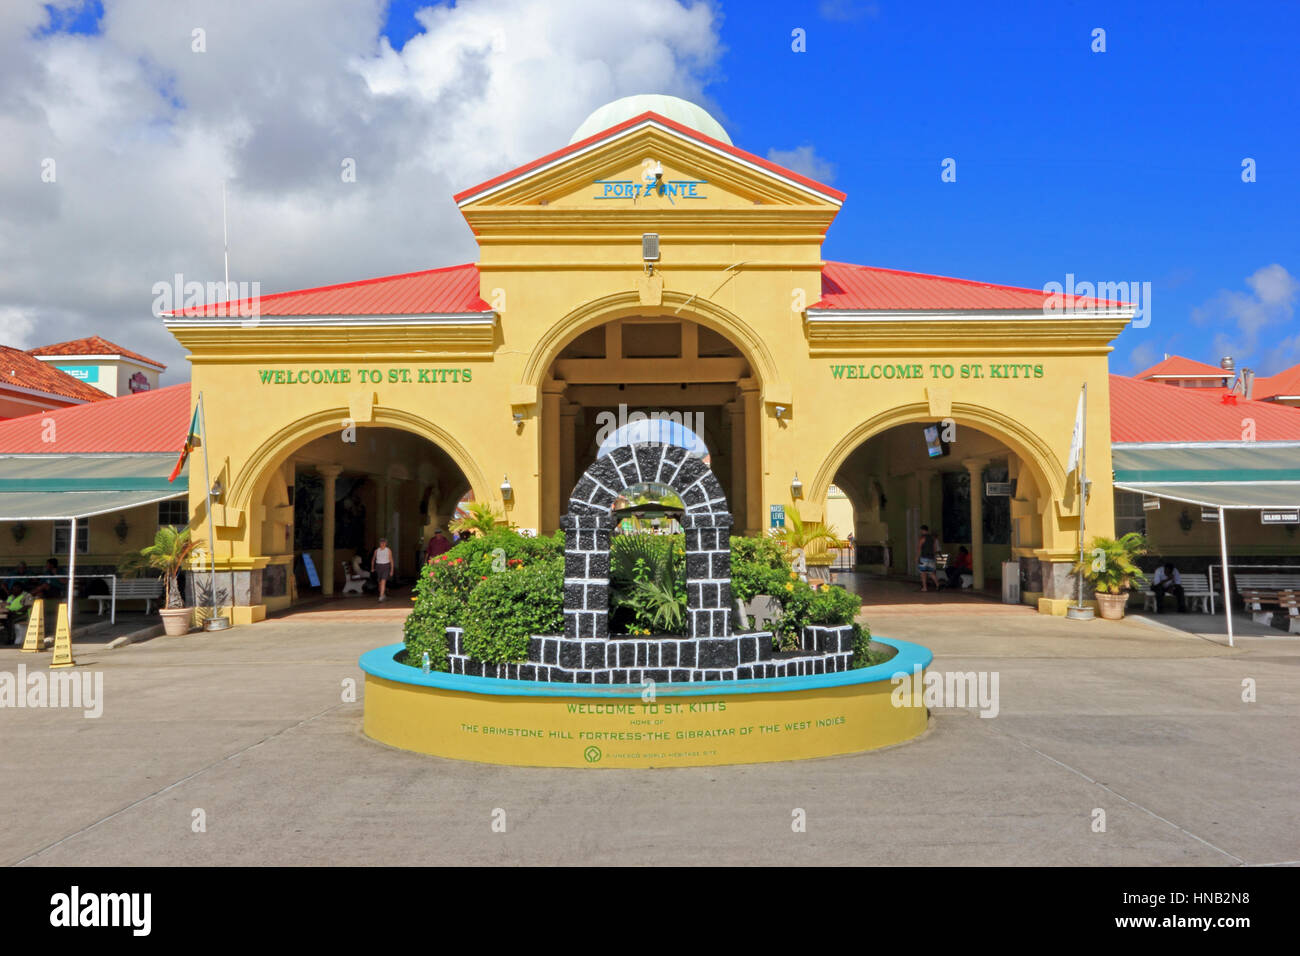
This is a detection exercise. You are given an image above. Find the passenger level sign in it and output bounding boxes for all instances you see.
[770,505,785,528]
[1261,509,1300,525]
[1142,495,1161,511]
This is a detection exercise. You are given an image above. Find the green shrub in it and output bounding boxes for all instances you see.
[806,582,861,626]
[462,557,565,663]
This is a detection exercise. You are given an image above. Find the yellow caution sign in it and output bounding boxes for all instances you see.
[50,603,75,669]
[19,598,45,653]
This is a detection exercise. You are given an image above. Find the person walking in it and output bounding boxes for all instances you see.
[917,525,940,592]
[425,528,451,563]
[371,537,394,602]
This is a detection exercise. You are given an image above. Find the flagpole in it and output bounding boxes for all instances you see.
[199,392,218,621]
[1077,381,1088,610]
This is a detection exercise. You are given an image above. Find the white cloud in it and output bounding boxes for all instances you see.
[1192,264,1300,374]
[766,144,836,184]
[0,0,724,382]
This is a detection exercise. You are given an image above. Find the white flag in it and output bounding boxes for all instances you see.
[1066,389,1084,475]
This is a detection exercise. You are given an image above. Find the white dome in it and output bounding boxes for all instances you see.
[570,94,731,146]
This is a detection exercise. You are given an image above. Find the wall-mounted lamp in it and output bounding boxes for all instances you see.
[500,475,513,502]
[791,472,803,499]
[114,515,130,542]
[210,479,223,497]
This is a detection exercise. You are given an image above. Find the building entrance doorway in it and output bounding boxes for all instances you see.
[540,316,762,534]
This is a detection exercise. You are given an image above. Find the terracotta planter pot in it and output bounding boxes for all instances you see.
[1095,591,1130,620]
[159,607,193,636]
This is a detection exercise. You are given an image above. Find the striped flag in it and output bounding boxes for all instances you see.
[168,405,201,483]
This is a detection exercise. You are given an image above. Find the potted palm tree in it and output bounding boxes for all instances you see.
[140,526,202,636]
[771,502,838,581]
[1073,533,1149,620]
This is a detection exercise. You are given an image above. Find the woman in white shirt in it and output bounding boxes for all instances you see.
[371,537,394,602]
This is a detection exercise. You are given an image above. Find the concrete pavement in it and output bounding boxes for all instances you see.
[2,602,1296,866]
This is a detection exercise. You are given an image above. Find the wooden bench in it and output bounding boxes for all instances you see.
[1234,573,1300,624]
[91,579,164,616]
[1142,572,1217,614]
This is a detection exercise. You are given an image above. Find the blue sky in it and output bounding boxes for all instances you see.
[383,0,1299,374]
[11,1,1297,379]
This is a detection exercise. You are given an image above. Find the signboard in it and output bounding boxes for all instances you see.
[128,371,150,393]
[1142,495,1161,511]
[1201,508,1220,522]
[769,505,785,529]
[301,553,320,588]
[53,364,99,382]
[985,481,1013,497]
[1261,509,1300,525]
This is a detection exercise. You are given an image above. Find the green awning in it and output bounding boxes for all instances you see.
[0,454,186,521]
[1112,443,1300,509]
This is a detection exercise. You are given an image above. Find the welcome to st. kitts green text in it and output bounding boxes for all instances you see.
[257,367,471,385]
[830,362,1044,380]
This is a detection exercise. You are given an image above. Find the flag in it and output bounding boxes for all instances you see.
[169,405,201,483]
[1066,389,1084,475]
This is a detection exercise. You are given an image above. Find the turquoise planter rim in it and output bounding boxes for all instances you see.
[359,636,932,699]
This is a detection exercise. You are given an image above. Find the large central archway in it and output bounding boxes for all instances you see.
[530,293,770,535]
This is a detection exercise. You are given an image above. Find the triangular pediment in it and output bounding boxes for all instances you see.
[457,115,843,219]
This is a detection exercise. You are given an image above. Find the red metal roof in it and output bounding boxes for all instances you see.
[1,346,109,404]
[1110,374,1300,442]
[0,383,190,453]
[815,261,1121,311]
[1255,364,1300,400]
[1133,354,1230,380]
[29,335,165,369]
[453,110,847,206]
[166,263,489,318]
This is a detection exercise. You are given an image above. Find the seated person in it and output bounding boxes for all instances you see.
[39,558,63,599]
[1150,561,1186,613]
[946,546,973,588]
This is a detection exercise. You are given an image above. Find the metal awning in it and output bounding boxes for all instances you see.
[1112,443,1300,508]
[0,454,186,520]
[1112,442,1300,647]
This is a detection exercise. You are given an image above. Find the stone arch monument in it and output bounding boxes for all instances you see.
[562,442,732,640]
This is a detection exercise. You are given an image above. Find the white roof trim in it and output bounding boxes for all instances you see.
[34,353,166,370]
[456,117,844,208]
[0,381,93,404]
[162,312,495,329]
[1112,441,1300,450]
[806,307,1136,321]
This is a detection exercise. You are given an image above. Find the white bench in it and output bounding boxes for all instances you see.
[1234,574,1300,624]
[340,562,368,595]
[1142,572,1217,613]
[92,579,164,616]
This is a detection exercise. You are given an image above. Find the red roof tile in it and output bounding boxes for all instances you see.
[1254,364,1300,400]
[0,383,190,453]
[1133,355,1230,380]
[1109,374,1300,442]
[29,335,165,369]
[814,261,1123,311]
[454,111,846,206]
[0,346,109,404]
[166,263,490,319]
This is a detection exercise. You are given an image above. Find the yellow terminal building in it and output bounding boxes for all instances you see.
[164,94,1128,624]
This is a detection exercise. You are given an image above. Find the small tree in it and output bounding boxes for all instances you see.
[770,502,838,554]
[140,526,202,609]
[1073,533,1149,595]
